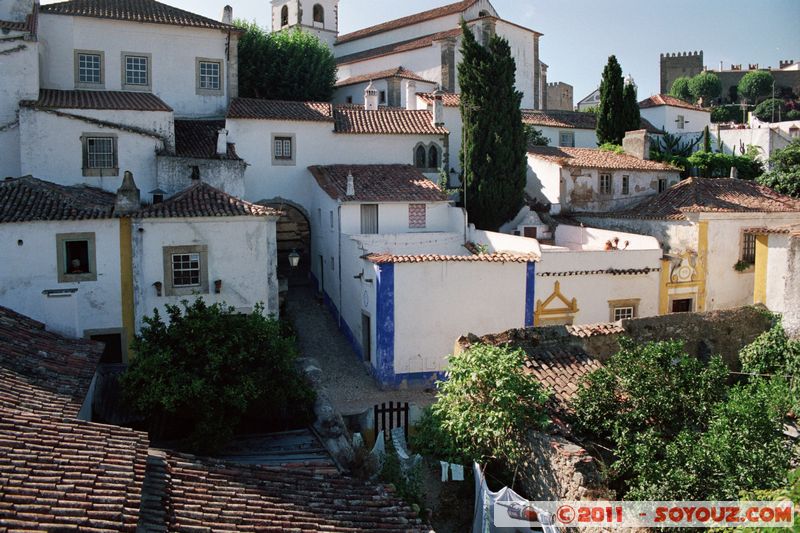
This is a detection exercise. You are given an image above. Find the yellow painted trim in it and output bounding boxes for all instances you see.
[659,258,671,315]
[753,234,769,305]
[696,221,709,312]
[119,217,135,359]
[535,280,579,326]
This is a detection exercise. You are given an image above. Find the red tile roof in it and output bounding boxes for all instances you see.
[567,323,626,338]
[0,176,116,223]
[39,0,237,31]
[599,178,800,220]
[523,345,603,411]
[134,182,281,218]
[334,106,447,135]
[336,66,435,88]
[528,146,680,171]
[522,109,597,129]
[309,164,447,203]
[336,28,462,66]
[227,98,334,122]
[0,407,149,531]
[173,120,241,160]
[0,306,103,419]
[140,451,431,531]
[21,88,173,112]
[639,94,707,112]
[336,0,476,44]
[417,91,462,108]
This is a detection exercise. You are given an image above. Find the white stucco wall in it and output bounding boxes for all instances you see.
[333,79,437,108]
[525,156,562,209]
[0,219,122,338]
[718,126,794,163]
[37,14,233,117]
[495,20,536,110]
[0,35,39,178]
[19,107,168,193]
[765,233,790,313]
[640,105,711,135]
[156,156,247,198]
[131,216,278,330]
[533,126,598,148]
[339,201,456,235]
[337,45,444,90]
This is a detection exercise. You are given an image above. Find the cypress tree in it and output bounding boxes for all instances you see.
[458,21,526,231]
[596,55,625,145]
[622,81,641,135]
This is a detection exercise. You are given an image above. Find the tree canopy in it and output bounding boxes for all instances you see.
[669,76,693,102]
[236,21,337,101]
[754,97,786,122]
[524,124,550,147]
[621,81,641,133]
[458,20,527,231]
[688,71,721,106]
[596,55,626,144]
[738,70,775,104]
[757,138,800,197]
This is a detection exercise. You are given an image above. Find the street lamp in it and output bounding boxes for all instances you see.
[288,249,301,269]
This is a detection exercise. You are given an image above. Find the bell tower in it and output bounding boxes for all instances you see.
[271,0,339,48]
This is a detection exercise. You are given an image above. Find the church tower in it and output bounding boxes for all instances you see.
[271,0,339,48]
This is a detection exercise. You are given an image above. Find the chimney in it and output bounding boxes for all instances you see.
[346,171,355,197]
[115,171,140,214]
[432,86,444,127]
[405,80,417,111]
[216,128,228,156]
[364,80,379,110]
[622,130,650,160]
[221,5,233,24]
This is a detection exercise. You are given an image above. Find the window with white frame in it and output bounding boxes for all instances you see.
[361,204,379,234]
[621,175,630,195]
[408,204,426,229]
[272,134,296,165]
[599,173,612,195]
[559,131,575,147]
[614,306,635,321]
[608,298,639,322]
[163,245,208,296]
[122,53,150,90]
[81,134,118,177]
[75,50,104,88]
[741,233,756,263]
[196,58,223,95]
[172,253,201,288]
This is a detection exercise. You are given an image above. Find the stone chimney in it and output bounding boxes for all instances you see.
[405,80,417,111]
[116,171,140,215]
[622,130,650,160]
[364,81,379,110]
[346,171,355,197]
[221,5,233,24]
[216,128,228,156]
[432,86,444,127]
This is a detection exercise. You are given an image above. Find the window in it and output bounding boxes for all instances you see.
[428,145,439,169]
[346,96,353,104]
[621,175,630,195]
[74,50,104,88]
[408,204,426,229]
[329,210,334,230]
[559,131,575,147]
[379,90,386,104]
[331,256,335,271]
[163,245,208,296]
[85,330,125,364]
[599,173,612,195]
[658,178,668,193]
[608,298,639,322]
[122,52,151,90]
[81,133,118,177]
[671,298,693,313]
[676,115,685,129]
[56,233,97,283]
[741,233,756,263]
[312,4,324,24]
[414,145,427,168]
[196,58,223,95]
[361,204,379,234]
[613,307,634,321]
[271,133,296,165]
[281,5,289,26]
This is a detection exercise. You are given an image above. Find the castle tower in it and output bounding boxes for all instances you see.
[271,0,339,48]
[660,51,703,94]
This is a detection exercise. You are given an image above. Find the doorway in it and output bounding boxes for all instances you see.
[259,201,311,287]
[362,313,372,364]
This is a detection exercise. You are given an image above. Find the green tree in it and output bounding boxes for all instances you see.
[757,138,800,197]
[669,76,693,102]
[121,300,315,453]
[711,106,732,123]
[688,71,722,106]
[622,81,641,133]
[596,55,626,144]
[703,125,712,152]
[524,124,550,147]
[411,343,550,465]
[236,21,337,101]
[458,20,527,231]
[738,70,775,104]
[740,321,800,412]
[754,98,786,122]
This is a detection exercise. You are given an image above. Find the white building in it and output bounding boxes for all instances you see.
[718,119,800,163]
[0,173,280,362]
[576,87,600,112]
[745,225,800,317]
[639,94,711,135]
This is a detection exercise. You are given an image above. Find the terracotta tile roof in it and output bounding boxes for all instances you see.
[0,176,115,223]
[522,109,597,129]
[226,98,334,122]
[639,93,707,112]
[336,66,435,88]
[336,0,476,44]
[567,322,626,338]
[0,306,103,419]
[598,178,800,221]
[21,88,172,112]
[173,120,241,160]
[134,182,281,218]
[417,91,462,108]
[39,0,237,31]
[336,28,462,66]
[0,407,149,531]
[140,451,431,531]
[365,251,539,264]
[0,18,29,31]
[528,146,680,171]
[744,224,800,235]
[334,106,447,135]
[523,345,603,411]
[309,164,447,203]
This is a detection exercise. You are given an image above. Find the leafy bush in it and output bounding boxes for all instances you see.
[711,106,732,123]
[757,138,800,197]
[787,109,800,120]
[669,76,693,103]
[599,142,624,154]
[740,322,800,413]
[122,299,315,453]
[688,71,722,106]
[687,150,764,180]
[738,70,775,104]
[524,124,550,147]
[411,343,550,465]
[754,98,787,122]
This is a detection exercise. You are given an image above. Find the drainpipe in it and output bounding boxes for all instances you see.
[338,202,343,328]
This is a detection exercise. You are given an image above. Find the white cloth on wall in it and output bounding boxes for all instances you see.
[450,463,464,481]
[440,461,450,482]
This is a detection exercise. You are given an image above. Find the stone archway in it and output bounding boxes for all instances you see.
[258,198,311,287]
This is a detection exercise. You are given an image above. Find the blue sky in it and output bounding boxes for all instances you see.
[44,0,800,102]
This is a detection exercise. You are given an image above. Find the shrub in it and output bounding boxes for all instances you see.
[687,150,764,180]
[524,124,550,147]
[738,70,774,104]
[122,299,315,453]
[787,109,800,120]
[598,142,624,154]
[740,322,800,413]
[754,98,786,122]
[711,106,732,123]
[757,138,800,197]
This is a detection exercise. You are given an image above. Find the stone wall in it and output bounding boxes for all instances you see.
[660,51,703,94]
